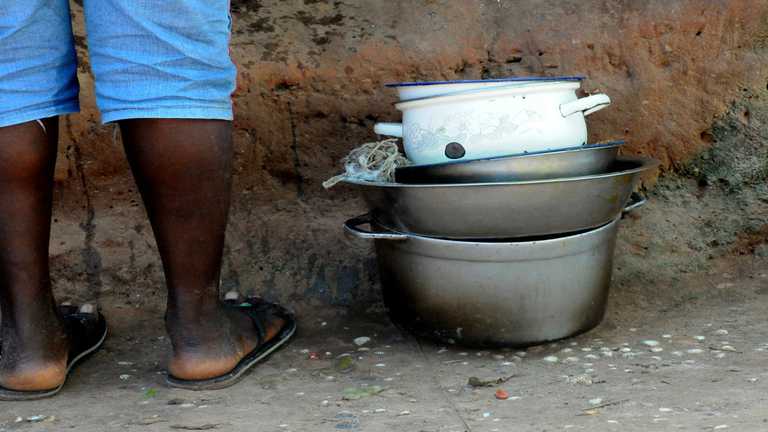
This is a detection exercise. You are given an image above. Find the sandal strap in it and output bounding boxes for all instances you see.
[231,297,294,348]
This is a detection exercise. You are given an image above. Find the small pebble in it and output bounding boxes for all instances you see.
[620,347,632,353]
[26,416,47,423]
[375,363,386,367]
[353,337,371,346]
[642,340,660,347]
[721,345,737,352]
[671,351,683,357]
[585,354,599,360]
[589,398,603,405]
[321,400,330,407]
[374,408,386,413]
[694,336,706,342]
[560,348,574,353]
[715,353,727,359]
[543,356,559,363]
[14,417,23,423]
[580,347,592,352]
[662,334,672,338]
[564,356,579,363]
[748,378,759,383]
[119,374,131,380]
[651,356,663,361]
[714,425,729,430]
[180,403,195,408]
[483,412,492,418]
[714,329,729,336]
[687,348,704,354]
[659,407,673,413]
[516,351,527,357]
[398,410,411,416]
[650,347,664,353]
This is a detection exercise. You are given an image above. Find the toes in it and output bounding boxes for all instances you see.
[224,291,241,303]
[79,303,96,314]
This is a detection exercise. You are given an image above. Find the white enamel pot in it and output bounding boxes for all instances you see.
[374,82,611,166]
[386,76,585,101]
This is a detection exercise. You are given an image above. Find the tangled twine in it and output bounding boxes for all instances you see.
[323,139,411,188]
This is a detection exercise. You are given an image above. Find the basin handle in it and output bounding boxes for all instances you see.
[344,214,409,241]
[622,195,647,214]
[374,122,403,138]
[560,94,611,117]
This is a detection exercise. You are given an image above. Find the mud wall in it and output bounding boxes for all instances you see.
[52,0,768,311]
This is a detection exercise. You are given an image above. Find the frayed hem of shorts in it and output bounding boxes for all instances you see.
[100,107,233,124]
[0,103,80,128]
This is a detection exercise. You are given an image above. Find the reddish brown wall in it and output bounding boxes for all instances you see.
[52,1,768,310]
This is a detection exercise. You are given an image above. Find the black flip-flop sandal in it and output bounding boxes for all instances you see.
[165,297,297,391]
[0,304,108,401]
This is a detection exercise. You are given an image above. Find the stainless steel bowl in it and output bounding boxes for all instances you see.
[344,156,658,239]
[345,214,620,347]
[394,141,623,184]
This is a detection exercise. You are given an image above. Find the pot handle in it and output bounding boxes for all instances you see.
[560,94,611,117]
[622,195,647,214]
[374,122,404,138]
[344,214,409,241]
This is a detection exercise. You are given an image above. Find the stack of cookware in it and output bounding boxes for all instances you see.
[342,77,659,347]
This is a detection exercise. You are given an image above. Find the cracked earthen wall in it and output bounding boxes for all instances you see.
[51,1,768,310]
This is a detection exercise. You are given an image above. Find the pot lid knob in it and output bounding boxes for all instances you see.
[445,142,466,160]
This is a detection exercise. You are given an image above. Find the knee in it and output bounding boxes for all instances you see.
[0,121,55,180]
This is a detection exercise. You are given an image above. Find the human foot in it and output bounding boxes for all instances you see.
[166,295,295,388]
[0,304,107,399]
[0,305,69,392]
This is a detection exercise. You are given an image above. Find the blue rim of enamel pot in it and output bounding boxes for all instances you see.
[385,76,586,87]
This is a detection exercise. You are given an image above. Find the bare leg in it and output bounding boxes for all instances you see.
[119,119,283,380]
[0,118,69,391]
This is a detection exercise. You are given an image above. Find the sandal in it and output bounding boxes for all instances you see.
[165,297,296,391]
[0,304,108,401]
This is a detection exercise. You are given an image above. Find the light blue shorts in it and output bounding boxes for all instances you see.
[0,0,236,127]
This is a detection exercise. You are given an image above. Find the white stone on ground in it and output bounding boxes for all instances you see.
[353,337,371,346]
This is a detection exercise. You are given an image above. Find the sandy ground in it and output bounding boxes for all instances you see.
[0,252,766,432]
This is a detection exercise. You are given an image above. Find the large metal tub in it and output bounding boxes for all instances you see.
[345,215,620,347]
[344,156,658,239]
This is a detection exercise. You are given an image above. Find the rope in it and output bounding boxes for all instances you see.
[323,139,410,188]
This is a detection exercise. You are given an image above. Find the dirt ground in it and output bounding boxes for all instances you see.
[1,249,766,432]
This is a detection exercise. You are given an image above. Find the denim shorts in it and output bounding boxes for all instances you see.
[0,0,236,127]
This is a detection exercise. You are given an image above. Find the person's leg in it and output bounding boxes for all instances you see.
[119,119,283,380]
[0,119,69,391]
[0,0,80,392]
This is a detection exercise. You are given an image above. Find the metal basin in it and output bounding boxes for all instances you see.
[394,141,623,184]
[344,215,620,347]
[343,156,658,239]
